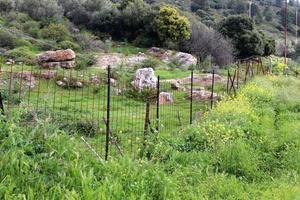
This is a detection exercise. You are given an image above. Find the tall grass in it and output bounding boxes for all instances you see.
[1,76,300,199]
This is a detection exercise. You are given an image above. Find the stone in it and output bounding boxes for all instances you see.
[110,78,116,86]
[56,81,66,87]
[159,92,173,105]
[6,59,14,65]
[170,80,185,91]
[114,88,123,96]
[96,53,122,69]
[202,73,222,82]
[132,68,157,91]
[39,71,57,79]
[190,90,219,101]
[174,52,197,67]
[75,81,83,88]
[36,49,76,63]
[13,72,36,89]
[90,76,100,84]
[40,60,75,69]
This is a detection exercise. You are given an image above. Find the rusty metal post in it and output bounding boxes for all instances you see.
[105,65,111,161]
[0,92,4,115]
[190,70,194,124]
[210,70,215,109]
[227,69,230,94]
[144,96,150,148]
[156,76,160,132]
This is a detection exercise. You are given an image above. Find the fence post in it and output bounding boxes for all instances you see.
[156,76,160,132]
[236,62,240,89]
[227,69,230,94]
[144,96,150,148]
[210,70,215,109]
[190,70,194,124]
[105,65,111,161]
[0,92,4,115]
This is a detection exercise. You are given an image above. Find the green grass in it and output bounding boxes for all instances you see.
[1,75,300,199]
[111,42,147,55]
[155,69,191,80]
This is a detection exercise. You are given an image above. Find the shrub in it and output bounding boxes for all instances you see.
[154,5,191,42]
[59,40,81,51]
[6,46,36,65]
[22,20,40,38]
[134,57,161,70]
[0,29,16,48]
[41,23,71,42]
[14,38,32,48]
[75,53,97,70]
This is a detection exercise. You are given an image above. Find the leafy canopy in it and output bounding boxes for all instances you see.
[219,15,275,59]
[154,5,191,42]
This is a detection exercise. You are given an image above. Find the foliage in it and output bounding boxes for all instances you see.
[59,40,81,51]
[154,5,191,42]
[219,15,275,59]
[5,46,36,65]
[0,29,16,49]
[41,23,71,42]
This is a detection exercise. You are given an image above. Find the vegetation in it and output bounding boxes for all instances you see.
[1,76,300,199]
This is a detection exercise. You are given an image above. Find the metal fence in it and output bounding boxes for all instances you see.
[0,60,270,160]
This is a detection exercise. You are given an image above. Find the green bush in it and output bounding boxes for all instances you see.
[59,40,81,51]
[0,29,16,48]
[6,46,36,65]
[75,53,97,70]
[41,23,71,42]
[14,38,32,48]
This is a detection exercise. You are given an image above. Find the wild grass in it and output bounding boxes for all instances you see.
[1,75,300,199]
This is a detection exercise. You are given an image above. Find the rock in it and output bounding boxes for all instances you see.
[39,71,57,79]
[96,53,122,69]
[202,73,222,82]
[114,88,123,95]
[56,81,66,87]
[6,59,14,65]
[132,68,157,91]
[148,47,173,63]
[90,76,100,84]
[159,92,173,105]
[110,78,116,86]
[174,52,197,68]
[36,49,76,63]
[190,90,219,101]
[36,49,76,69]
[13,72,36,89]
[75,81,83,88]
[40,60,75,69]
[170,80,185,91]
[148,47,197,67]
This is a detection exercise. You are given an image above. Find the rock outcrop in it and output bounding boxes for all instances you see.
[36,49,76,69]
[132,68,157,91]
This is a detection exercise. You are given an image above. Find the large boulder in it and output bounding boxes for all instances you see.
[36,49,75,63]
[174,52,197,68]
[36,49,76,69]
[159,92,173,105]
[132,68,157,91]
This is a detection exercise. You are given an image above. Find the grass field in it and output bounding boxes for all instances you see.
[1,75,300,199]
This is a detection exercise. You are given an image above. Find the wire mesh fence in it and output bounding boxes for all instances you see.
[0,59,280,160]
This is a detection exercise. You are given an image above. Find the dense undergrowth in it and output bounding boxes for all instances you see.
[1,76,300,199]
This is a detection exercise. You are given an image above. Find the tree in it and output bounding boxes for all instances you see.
[41,23,71,42]
[181,21,233,67]
[263,7,274,22]
[20,0,64,20]
[154,5,191,42]
[219,15,275,58]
